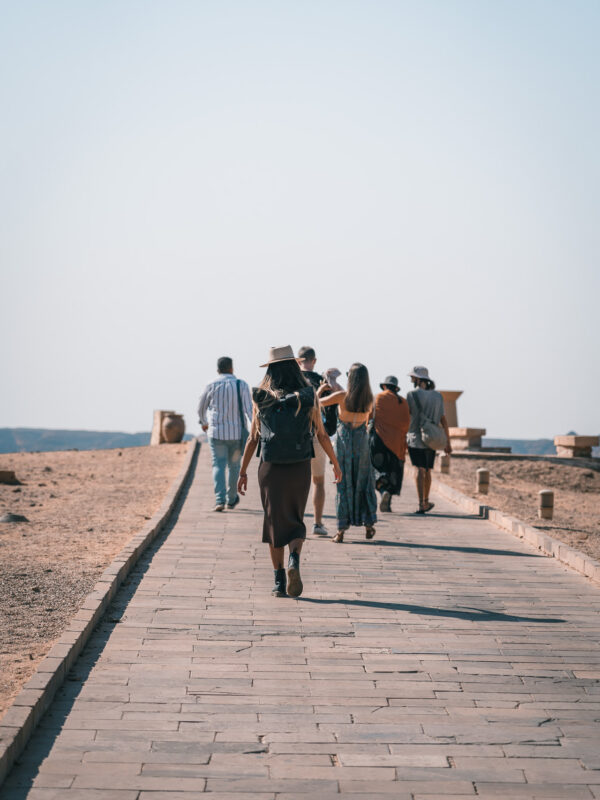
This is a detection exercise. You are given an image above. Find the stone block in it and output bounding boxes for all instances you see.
[554,434,599,458]
[439,391,463,427]
[476,469,489,495]
[0,470,19,485]
[449,428,487,451]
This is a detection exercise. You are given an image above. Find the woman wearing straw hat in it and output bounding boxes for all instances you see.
[238,346,342,598]
[370,376,411,513]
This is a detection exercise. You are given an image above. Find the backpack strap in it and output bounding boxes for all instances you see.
[235,380,248,440]
[411,390,422,415]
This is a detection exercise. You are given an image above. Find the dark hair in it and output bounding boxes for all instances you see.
[422,378,436,390]
[217,356,233,374]
[255,360,309,406]
[297,346,316,361]
[345,363,373,413]
[382,384,403,402]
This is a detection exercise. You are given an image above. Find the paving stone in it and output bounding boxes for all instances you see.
[474,783,595,798]
[138,794,274,800]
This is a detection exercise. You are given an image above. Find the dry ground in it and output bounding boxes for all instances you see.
[436,455,600,561]
[0,444,187,718]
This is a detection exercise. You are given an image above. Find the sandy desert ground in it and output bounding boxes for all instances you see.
[0,444,187,718]
[437,456,600,561]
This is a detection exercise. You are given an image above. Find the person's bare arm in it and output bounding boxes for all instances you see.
[319,389,345,407]
[440,414,452,455]
[238,409,259,495]
[313,408,342,483]
[317,429,342,483]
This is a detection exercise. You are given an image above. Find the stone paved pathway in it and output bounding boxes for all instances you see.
[3,447,600,799]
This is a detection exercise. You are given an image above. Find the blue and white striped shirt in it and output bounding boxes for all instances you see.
[198,374,253,441]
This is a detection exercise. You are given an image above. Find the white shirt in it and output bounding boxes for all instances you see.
[198,374,252,441]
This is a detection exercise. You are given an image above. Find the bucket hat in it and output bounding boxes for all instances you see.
[408,365,431,381]
[380,375,400,391]
[260,345,296,368]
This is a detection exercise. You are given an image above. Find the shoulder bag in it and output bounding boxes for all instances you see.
[412,391,447,451]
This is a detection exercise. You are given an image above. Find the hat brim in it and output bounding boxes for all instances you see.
[408,372,432,381]
[380,383,399,391]
[259,357,297,368]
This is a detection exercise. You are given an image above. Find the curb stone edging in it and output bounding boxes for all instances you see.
[0,438,199,787]
[433,478,600,586]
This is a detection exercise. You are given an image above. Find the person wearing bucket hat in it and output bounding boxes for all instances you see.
[406,366,452,513]
[237,346,342,598]
[369,376,410,512]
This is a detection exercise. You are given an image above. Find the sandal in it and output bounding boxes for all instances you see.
[424,502,435,512]
[365,526,376,540]
[333,531,345,543]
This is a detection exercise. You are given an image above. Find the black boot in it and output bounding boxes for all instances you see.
[287,550,303,598]
[272,568,287,597]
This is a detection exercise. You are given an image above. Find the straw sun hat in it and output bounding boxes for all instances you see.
[259,345,297,368]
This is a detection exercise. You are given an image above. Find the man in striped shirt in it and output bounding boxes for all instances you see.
[198,357,252,512]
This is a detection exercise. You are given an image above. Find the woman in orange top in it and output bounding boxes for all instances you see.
[370,376,410,512]
[319,363,377,542]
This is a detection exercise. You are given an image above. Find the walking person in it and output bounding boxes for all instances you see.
[319,363,377,542]
[297,346,335,537]
[406,366,452,514]
[370,376,411,513]
[198,356,252,512]
[237,346,342,598]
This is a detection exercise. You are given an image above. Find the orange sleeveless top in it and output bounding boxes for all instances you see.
[338,395,372,427]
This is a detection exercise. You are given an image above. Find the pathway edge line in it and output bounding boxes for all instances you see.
[0,438,199,787]
[432,477,600,586]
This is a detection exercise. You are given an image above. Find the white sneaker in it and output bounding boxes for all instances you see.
[313,523,329,536]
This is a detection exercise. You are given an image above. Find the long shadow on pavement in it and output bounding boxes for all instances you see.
[374,540,542,558]
[300,597,565,624]
[401,512,484,520]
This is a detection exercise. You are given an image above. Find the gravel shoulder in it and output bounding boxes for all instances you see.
[0,444,187,718]
[436,456,600,561]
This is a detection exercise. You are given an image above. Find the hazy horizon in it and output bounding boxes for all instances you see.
[0,420,590,443]
[1,1,598,440]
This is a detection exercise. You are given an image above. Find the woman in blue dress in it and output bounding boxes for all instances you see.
[319,363,377,542]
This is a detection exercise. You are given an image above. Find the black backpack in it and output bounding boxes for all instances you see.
[254,386,315,464]
[322,403,338,436]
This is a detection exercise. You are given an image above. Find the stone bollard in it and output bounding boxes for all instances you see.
[538,490,554,520]
[476,468,490,495]
[439,454,450,474]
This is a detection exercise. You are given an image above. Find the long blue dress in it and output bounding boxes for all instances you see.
[335,421,378,530]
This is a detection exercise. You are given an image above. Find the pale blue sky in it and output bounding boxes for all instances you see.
[1,1,598,439]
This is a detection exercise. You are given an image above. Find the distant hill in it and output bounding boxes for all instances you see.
[484,436,599,457]
[1,428,595,457]
[0,428,191,454]
[483,438,555,455]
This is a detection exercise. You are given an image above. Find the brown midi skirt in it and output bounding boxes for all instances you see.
[258,459,312,548]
